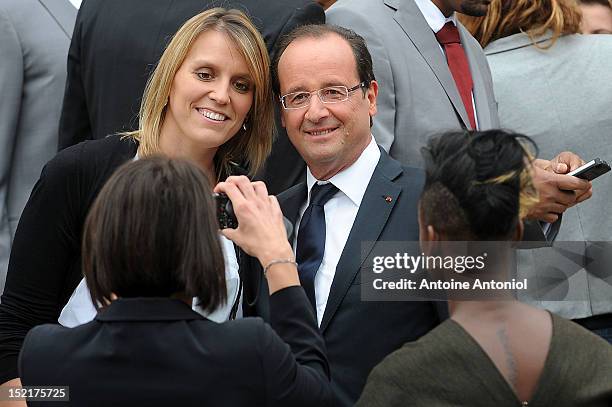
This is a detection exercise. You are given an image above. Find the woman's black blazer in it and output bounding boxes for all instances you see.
[19,287,332,406]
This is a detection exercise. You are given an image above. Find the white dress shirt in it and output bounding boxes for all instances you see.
[414,0,479,129]
[68,0,82,9]
[414,0,457,33]
[294,137,380,325]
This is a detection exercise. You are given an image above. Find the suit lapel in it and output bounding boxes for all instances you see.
[388,0,471,129]
[459,23,494,130]
[320,152,403,332]
[278,183,308,243]
[38,0,77,39]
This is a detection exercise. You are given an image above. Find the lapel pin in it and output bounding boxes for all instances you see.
[384,195,393,203]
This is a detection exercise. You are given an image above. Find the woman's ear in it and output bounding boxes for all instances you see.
[514,218,524,243]
[420,224,440,257]
[418,203,440,254]
[427,225,439,242]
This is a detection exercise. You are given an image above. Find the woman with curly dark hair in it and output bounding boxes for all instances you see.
[460,0,612,343]
[358,129,612,406]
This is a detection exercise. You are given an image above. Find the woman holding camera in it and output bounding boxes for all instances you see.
[0,8,273,388]
[18,157,332,406]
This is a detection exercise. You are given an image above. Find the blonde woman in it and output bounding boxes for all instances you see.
[460,0,612,343]
[0,8,273,389]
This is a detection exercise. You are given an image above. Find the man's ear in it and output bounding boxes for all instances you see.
[367,80,378,118]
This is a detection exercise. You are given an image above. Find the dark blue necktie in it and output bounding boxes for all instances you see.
[296,182,339,310]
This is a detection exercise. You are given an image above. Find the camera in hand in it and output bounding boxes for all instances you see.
[213,193,238,229]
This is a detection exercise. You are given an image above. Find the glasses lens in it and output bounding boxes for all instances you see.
[320,86,348,103]
[285,92,310,108]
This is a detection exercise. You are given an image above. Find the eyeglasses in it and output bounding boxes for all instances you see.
[280,82,367,110]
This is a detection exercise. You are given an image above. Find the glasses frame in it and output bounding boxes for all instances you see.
[280,81,368,110]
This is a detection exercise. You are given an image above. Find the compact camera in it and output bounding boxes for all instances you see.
[213,193,238,229]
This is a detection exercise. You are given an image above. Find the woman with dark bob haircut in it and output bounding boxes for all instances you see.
[18,157,332,406]
[358,130,612,406]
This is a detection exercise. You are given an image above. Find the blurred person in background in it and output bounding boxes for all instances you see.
[18,157,332,407]
[0,8,274,396]
[460,0,612,342]
[579,0,612,34]
[326,0,592,243]
[0,0,76,295]
[358,130,612,407]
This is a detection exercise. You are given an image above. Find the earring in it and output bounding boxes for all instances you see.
[242,122,247,132]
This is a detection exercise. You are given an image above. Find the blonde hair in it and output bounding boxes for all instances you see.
[473,147,539,219]
[460,0,582,49]
[124,8,273,179]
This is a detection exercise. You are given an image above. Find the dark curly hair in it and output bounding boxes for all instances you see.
[420,129,539,241]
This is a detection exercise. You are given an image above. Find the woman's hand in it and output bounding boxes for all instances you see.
[214,177,299,293]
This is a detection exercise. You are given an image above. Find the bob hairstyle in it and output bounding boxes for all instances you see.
[460,0,582,48]
[420,129,539,241]
[125,8,274,180]
[82,157,227,311]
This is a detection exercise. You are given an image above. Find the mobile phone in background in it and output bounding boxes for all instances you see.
[567,158,610,181]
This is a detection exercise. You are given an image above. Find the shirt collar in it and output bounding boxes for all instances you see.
[305,136,380,207]
[414,0,457,33]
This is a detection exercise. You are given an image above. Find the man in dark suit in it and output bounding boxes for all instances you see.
[58,0,324,194]
[241,25,439,406]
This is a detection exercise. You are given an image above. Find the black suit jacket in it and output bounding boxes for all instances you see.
[242,149,441,406]
[19,288,332,407]
[58,0,324,194]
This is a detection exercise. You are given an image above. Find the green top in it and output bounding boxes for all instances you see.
[357,313,612,407]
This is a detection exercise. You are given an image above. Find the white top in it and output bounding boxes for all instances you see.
[58,235,240,327]
[414,0,479,129]
[294,137,380,325]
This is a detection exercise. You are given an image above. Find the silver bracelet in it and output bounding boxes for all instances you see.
[263,259,298,277]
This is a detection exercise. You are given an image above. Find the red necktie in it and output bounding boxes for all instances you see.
[435,22,477,130]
